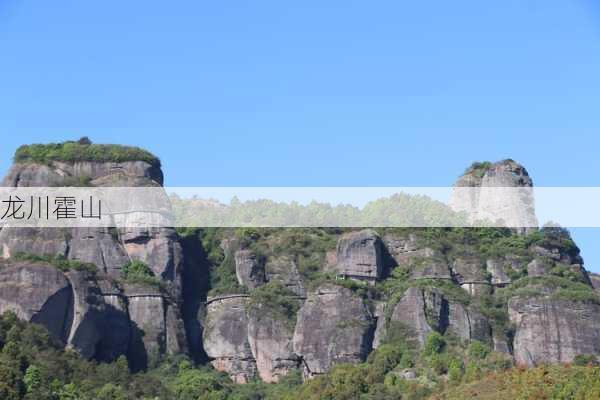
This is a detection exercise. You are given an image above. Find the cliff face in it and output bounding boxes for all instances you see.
[449,159,538,229]
[1,147,599,383]
[0,145,186,370]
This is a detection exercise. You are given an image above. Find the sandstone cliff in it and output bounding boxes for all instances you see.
[0,141,186,370]
[2,145,599,384]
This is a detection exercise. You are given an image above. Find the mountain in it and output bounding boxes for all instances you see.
[0,140,599,399]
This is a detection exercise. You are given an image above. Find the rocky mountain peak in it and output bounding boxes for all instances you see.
[0,140,186,371]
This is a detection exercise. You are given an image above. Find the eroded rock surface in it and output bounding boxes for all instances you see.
[293,284,375,377]
[203,295,257,383]
[0,261,71,342]
[449,159,538,229]
[235,249,266,290]
[247,304,300,383]
[334,229,383,282]
[509,296,600,366]
[0,152,187,368]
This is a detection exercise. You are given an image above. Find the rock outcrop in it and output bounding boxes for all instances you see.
[509,296,600,366]
[4,148,600,385]
[234,249,266,290]
[0,261,72,342]
[334,229,383,283]
[449,159,538,229]
[0,143,186,369]
[203,295,257,383]
[247,304,300,383]
[293,284,375,377]
[265,256,305,297]
[450,257,491,296]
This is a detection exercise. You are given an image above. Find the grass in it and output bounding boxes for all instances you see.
[12,252,97,273]
[14,139,160,167]
[121,260,163,288]
[431,365,600,400]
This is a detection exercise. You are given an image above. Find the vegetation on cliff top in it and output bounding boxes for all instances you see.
[14,138,160,167]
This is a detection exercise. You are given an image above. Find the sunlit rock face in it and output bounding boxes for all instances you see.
[449,159,538,230]
[509,296,600,366]
[235,249,266,289]
[293,284,375,378]
[332,229,384,283]
[203,295,257,383]
[0,151,186,369]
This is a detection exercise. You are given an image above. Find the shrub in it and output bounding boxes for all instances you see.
[12,253,96,273]
[448,358,464,384]
[465,161,492,178]
[573,354,599,366]
[423,332,446,357]
[121,260,161,287]
[248,282,300,330]
[14,141,160,167]
[468,340,490,360]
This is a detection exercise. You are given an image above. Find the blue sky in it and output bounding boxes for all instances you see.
[1,1,600,270]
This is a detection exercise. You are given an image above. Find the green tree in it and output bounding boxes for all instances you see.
[422,332,446,357]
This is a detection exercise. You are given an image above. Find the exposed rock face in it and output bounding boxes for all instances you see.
[486,259,512,286]
[509,296,600,366]
[235,249,266,290]
[0,153,186,368]
[334,229,383,282]
[388,287,435,345]
[407,249,452,280]
[383,233,422,265]
[203,295,257,383]
[449,159,538,229]
[293,284,375,377]
[447,302,490,344]
[450,257,491,296]
[64,270,106,359]
[527,258,549,277]
[96,278,131,362]
[386,287,491,346]
[372,301,387,349]
[5,152,600,384]
[2,160,163,188]
[265,256,305,297]
[247,305,300,383]
[0,261,71,342]
[590,273,600,292]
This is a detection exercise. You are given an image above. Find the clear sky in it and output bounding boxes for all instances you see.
[1,1,599,270]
